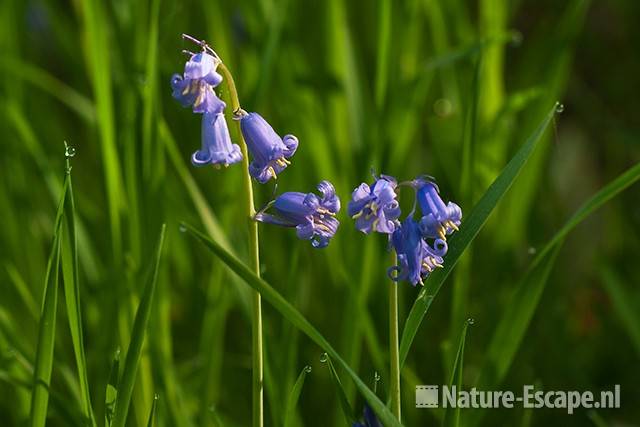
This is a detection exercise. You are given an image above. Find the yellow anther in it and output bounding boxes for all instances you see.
[448,221,459,231]
[268,166,277,178]
[351,211,364,219]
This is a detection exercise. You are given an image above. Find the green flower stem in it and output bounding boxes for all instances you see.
[389,254,401,421]
[218,62,264,427]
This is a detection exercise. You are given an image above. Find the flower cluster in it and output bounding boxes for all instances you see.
[171,35,337,247]
[349,175,461,286]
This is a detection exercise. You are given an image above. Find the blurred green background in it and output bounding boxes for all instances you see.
[1,0,639,425]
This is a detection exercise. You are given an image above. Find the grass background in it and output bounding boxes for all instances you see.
[1,0,639,425]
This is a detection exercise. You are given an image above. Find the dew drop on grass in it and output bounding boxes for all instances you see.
[555,102,565,113]
[319,352,328,363]
[374,371,381,382]
[304,365,312,373]
[179,224,187,233]
[65,145,76,158]
[466,317,475,325]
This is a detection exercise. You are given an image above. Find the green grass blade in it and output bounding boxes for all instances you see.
[60,151,96,427]
[322,354,356,424]
[111,225,167,427]
[181,223,403,427]
[530,160,640,269]
[30,177,69,427]
[146,394,158,427]
[442,319,472,427]
[141,0,161,181]
[283,365,311,427]
[105,349,120,427]
[481,244,561,385]
[399,103,559,368]
[600,267,640,356]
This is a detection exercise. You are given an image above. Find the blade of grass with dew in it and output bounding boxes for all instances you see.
[399,102,558,369]
[111,225,166,427]
[30,178,69,427]
[448,50,482,374]
[442,318,472,427]
[146,394,158,427]
[283,365,311,427]
[181,223,403,427]
[322,354,356,424]
[105,349,120,427]
[600,267,640,356]
[60,149,96,427]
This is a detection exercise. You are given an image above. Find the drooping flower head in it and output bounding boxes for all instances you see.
[254,181,340,248]
[236,110,298,184]
[413,177,462,240]
[171,51,225,114]
[191,112,243,168]
[348,175,401,234]
[352,404,382,427]
[388,216,447,286]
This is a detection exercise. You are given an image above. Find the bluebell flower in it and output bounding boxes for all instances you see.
[191,112,243,168]
[414,178,462,240]
[237,111,298,183]
[254,181,340,248]
[388,216,446,286]
[348,175,401,234]
[171,51,225,114]
[352,404,383,427]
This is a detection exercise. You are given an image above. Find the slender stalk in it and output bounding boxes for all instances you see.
[389,254,401,421]
[218,62,264,427]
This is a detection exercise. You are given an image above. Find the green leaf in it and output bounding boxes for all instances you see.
[322,354,356,424]
[442,319,472,427]
[399,103,559,369]
[111,225,167,427]
[283,365,311,427]
[60,151,96,427]
[181,223,402,427]
[30,178,69,427]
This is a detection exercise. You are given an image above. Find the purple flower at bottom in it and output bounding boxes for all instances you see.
[237,111,298,183]
[414,178,462,240]
[254,181,340,248]
[352,405,382,427]
[348,175,401,234]
[191,112,243,168]
[388,216,447,286]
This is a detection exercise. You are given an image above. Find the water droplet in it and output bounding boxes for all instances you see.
[154,393,159,401]
[555,102,565,113]
[433,98,453,117]
[374,372,381,382]
[65,145,76,158]
[528,247,537,255]
[304,365,312,373]
[179,224,187,233]
[208,404,217,413]
[466,317,475,325]
[319,352,328,363]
